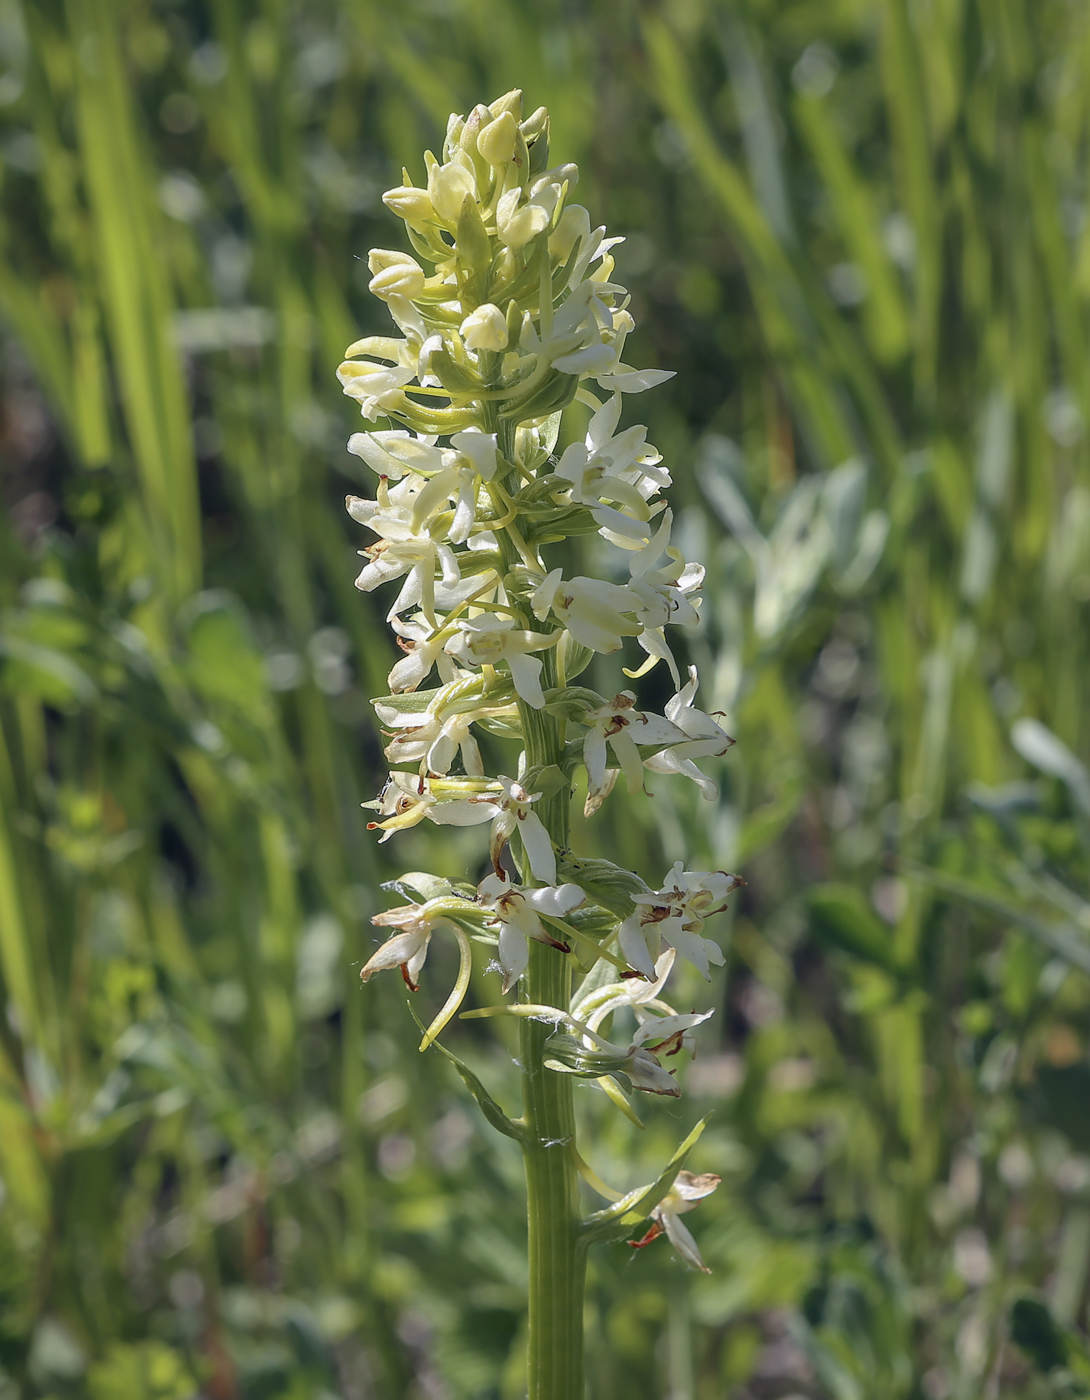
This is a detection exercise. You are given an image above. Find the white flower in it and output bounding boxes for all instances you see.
[444,615,559,708]
[429,775,555,883]
[374,681,515,777]
[518,279,620,377]
[565,1003,714,1097]
[580,692,686,812]
[643,667,735,799]
[449,428,499,480]
[387,614,458,693]
[618,863,744,980]
[403,459,483,544]
[337,359,415,420]
[477,872,585,992]
[460,303,509,351]
[348,430,443,479]
[584,395,670,493]
[627,513,705,683]
[362,899,459,990]
[362,770,437,840]
[531,569,640,654]
[555,396,670,541]
[346,487,474,624]
[631,1171,721,1273]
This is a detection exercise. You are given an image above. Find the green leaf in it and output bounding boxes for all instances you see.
[807,884,902,974]
[407,1003,527,1143]
[557,855,651,920]
[906,864,1090,978]
[1010,1296,1090,1385]
[1027,1066,1090,1155]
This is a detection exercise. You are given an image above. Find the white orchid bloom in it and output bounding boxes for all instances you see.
[379,705,484,776]
[519,280,622,377]
[364,771,516,841]
[337,359,416,420]
[403,460,481,545]
[348,430,443,479]
[618,862,743,981]
[630,1009,716,1059]
[531,569,640,654]
[362,898,464,991]
[554,441,657,545]
[567,1003,713,1097]
[375,674,520,778]
[362,770,438,841]
[477,872,585,992]
[631,1171,721,1273]
[449,428,499,480]
[425,775,554,883]
[443,616,559,708]
[622,513,705,683]
[571,950,714,1094]
[346,490,473,624]
[584,395,671,493]
[643,667,735,799]
[580,692,686,812]
[387,613,458,693]
[378,775,554,884]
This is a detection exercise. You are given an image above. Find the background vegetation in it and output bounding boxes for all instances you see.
[2,0,1090,1396]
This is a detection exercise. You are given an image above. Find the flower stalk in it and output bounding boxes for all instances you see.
[341,91,741,1399]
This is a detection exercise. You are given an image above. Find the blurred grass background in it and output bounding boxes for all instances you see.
[2,0,1090,1396]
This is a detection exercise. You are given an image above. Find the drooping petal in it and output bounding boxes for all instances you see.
[631,1009,715,1048]
[524,883,585,918]
[618,914,657,979]
[658,1210,710,1273]
[498,921,530,993]
[517,809,557,885]
[360,928,430,985]
[506,651,546,709]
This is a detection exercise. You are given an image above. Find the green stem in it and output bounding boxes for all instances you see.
[490,409,585,1398]
[520,946,585,1399]
[519,694,585,1400]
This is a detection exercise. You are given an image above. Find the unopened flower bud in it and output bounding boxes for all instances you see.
[368,250,426,300]
[520,105,549,142]
[460,303,509,351]
[488,88,523,121]
[382,184,435,229]
[428,159,477,224]
[478,111,518,166]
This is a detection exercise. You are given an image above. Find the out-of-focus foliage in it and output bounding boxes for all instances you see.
[1,0,1089,1397]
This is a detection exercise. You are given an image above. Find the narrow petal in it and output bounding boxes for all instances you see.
[660,1212,710,1273]
[498,922,530,994]
[618,916,657,979]
[518,810,557,884]
[611,730,646,794]
[360,929,428,983]
[507,652,546,709]
[427,799,499,827]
